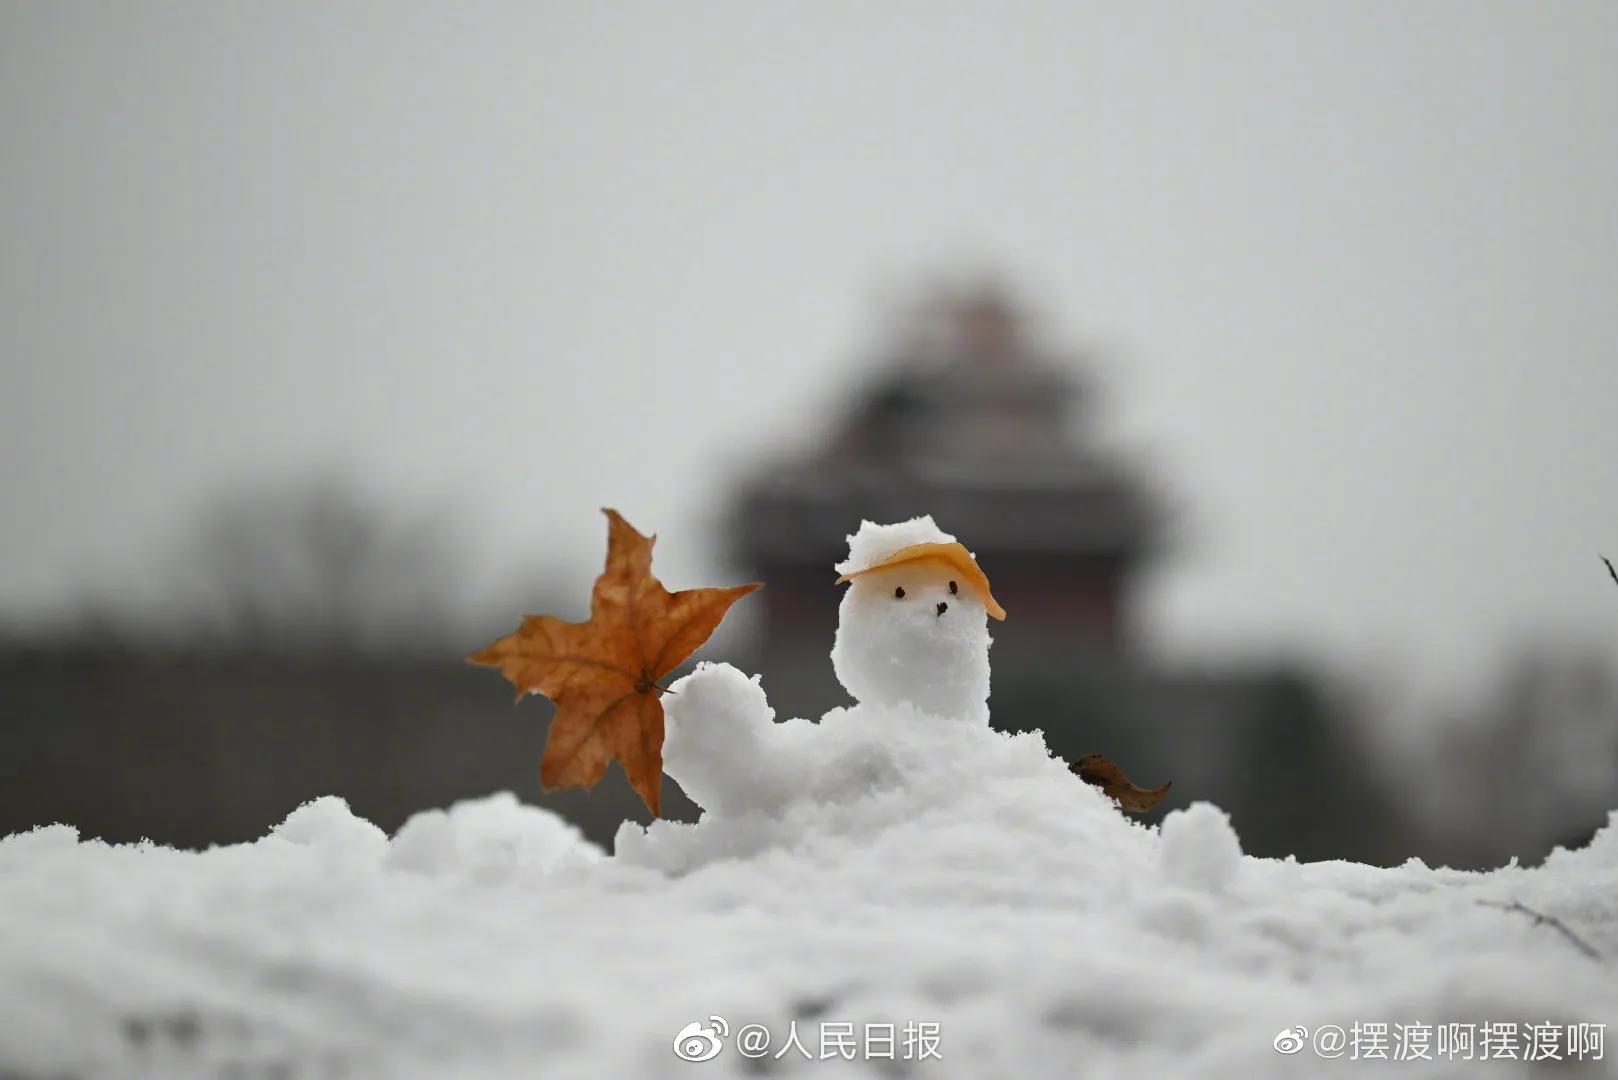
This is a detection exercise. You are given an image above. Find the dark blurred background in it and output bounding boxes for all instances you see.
[3,4,1616,869]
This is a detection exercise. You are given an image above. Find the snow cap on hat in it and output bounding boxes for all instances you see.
[834,516,1006,621]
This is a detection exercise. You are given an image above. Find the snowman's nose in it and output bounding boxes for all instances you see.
[936,601,949,616]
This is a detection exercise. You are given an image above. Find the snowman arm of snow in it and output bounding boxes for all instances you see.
[661,662,805,816]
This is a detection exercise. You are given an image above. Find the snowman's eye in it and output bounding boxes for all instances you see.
[949,580,958,595]
[894,586,906,599]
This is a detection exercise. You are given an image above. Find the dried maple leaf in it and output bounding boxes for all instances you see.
[1073,753,1172,814]
[469,509,761,816]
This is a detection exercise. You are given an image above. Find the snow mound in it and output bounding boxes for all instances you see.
[3,721,1616,1077]
[1160,802,1243,894]
[641,663,1140,881]
[269,795,390,856]
[389,791,603,880]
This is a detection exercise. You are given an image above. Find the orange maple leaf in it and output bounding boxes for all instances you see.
[469,509,761,816]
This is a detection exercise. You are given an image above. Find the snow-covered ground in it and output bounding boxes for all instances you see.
[2,701,1615,1078]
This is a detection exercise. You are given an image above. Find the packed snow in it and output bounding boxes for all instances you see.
[3,518,1615,1078]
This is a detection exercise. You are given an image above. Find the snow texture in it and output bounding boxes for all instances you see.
[831,515,961,578]
[3,518,1616,1077]
[4,735,1618,1077]
[1160,802,1243,895]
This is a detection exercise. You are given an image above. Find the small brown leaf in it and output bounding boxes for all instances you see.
[469,509,761,817]
[1074,753,1171,814]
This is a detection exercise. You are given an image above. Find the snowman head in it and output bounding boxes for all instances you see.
[830,517,1003,723]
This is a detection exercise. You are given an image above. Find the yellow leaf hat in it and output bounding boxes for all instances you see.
[835,541,1006,621]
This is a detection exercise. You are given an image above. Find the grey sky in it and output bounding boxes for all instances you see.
[3,3,1616,700]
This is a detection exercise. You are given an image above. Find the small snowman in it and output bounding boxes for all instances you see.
[662,516,1005,817]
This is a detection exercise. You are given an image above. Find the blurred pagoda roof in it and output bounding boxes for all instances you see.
[730,284,1161,568]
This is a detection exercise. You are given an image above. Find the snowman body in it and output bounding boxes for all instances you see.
[831,533,992,726]
[662,516,997,817]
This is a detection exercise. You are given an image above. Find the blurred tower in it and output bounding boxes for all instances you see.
[728,285,1160,719]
